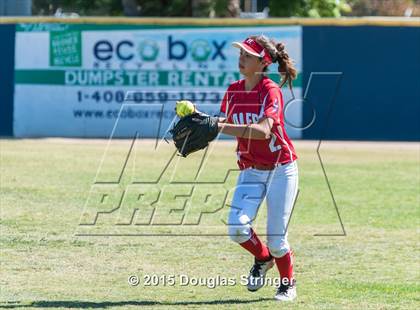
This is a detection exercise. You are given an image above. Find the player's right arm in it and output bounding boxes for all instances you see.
[218,117,274,140]
[219,84,235,125]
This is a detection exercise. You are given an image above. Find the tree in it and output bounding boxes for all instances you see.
[269,0,351,17]
[121,0,140,16]
[32,0,123,16]
[31,0,420,17]
[215,0,240,17]
[191,0,240,17]
[32,0,241,17]
[345,0,420,17]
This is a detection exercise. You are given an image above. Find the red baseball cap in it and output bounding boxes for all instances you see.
[232,37,273,64]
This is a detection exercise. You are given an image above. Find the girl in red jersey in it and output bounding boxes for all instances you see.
[217,35,299,301]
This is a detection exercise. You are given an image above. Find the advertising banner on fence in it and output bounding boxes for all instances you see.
[14,23,302,138]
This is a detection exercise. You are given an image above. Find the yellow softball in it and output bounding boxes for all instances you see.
[175,100,195,118]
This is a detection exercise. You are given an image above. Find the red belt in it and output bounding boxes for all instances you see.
[251,161,292,171]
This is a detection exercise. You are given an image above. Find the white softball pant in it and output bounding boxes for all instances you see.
[227,161,298,258]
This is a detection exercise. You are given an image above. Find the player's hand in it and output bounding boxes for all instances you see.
[170,113,219,157]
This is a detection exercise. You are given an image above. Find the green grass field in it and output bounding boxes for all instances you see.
[1,138,419,309]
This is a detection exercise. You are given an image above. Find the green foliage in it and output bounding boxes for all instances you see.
[33,0,194,17]
[33,0,415,17]
[136,0,191,17]
[344,0,419,17]
[270,0,351,17]
[214,0,229,16]
[32,0,124,16]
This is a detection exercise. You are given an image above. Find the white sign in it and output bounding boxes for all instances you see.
[14,24,302,138]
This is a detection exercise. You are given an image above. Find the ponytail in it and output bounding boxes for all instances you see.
[274,42,297,91]
[250,35,298,92]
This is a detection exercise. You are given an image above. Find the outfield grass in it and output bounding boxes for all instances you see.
[1,139,419,309]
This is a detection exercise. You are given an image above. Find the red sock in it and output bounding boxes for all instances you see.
[275,250,294,286]
[239,229,271,261]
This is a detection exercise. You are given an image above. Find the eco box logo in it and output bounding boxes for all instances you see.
[138,40,159,61]
[93,35,227,63]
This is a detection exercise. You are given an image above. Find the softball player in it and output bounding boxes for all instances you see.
[218,35,299,301]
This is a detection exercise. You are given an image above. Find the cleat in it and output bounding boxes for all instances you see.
[246,257,274,292]
[274,281,297,301]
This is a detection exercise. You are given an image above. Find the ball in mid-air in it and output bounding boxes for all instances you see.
[175,100,195,118]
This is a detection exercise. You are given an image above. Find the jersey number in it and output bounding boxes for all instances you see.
[269,134,282,153]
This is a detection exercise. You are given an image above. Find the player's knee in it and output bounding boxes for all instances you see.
[268,241,290,258]
[227,213,252,243]
[228,225,251,244]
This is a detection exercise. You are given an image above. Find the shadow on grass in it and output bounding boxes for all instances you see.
[0,298,272,308]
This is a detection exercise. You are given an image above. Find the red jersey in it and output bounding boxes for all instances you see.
[220,76,297,170]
